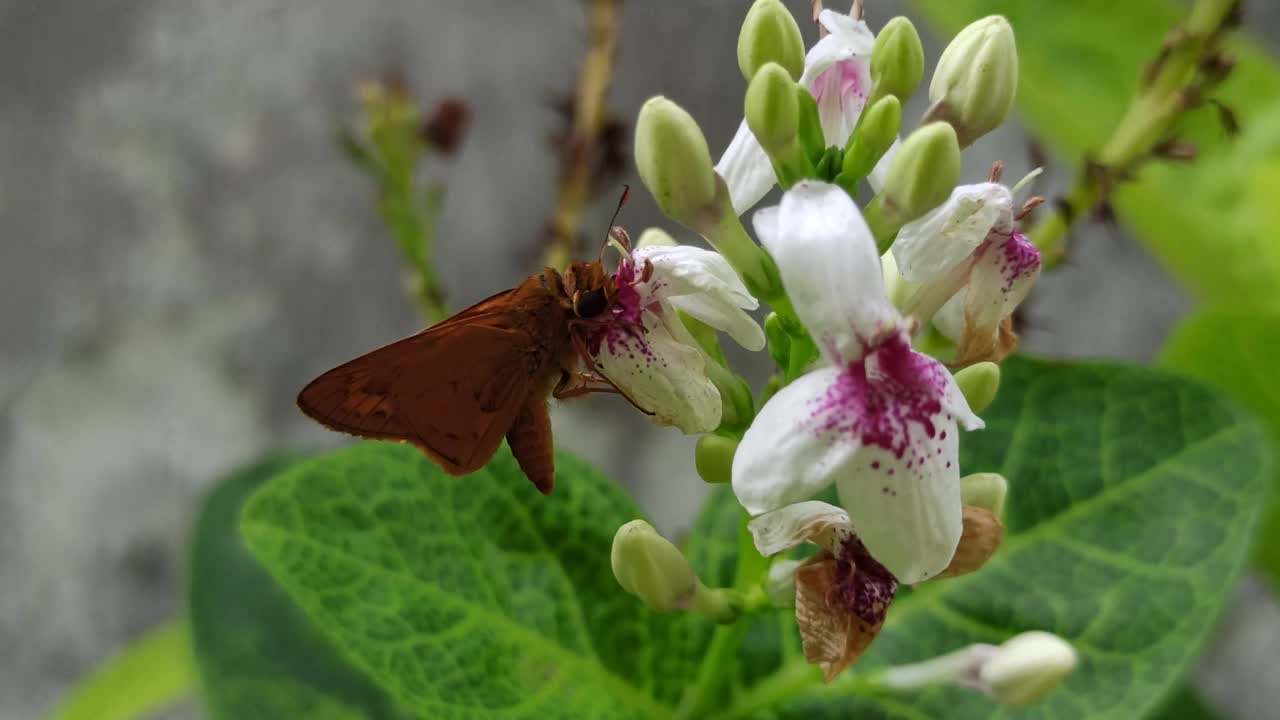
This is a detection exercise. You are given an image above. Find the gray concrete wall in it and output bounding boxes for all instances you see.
[1,1,1275,718]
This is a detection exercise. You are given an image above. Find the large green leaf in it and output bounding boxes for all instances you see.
[240,445,709,719]
[910,0,1280,302]
[1161,305,1280,589]
[713,357,1270,719]
[188,453,405,719]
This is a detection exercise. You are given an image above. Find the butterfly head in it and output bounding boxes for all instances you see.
[563,261,617,319]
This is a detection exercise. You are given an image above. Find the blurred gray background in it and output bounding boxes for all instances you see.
[2,1,1277,718]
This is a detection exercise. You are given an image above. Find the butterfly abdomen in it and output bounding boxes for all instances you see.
[506,393,556,494]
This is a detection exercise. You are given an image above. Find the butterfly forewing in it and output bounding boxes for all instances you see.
[297,283,564,475]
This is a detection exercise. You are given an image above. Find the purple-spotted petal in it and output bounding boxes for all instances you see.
[830,333,976,582]
[754,181,901,365]
[893,183,1015,283]
[936,230,1042,361]
[593,302,721,434]
[733,366,856,515]
[715,119,777,216]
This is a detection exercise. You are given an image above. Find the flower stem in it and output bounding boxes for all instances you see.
[1027,0,1238,269]
[379,179,449,323]
[542,0,620,271]
[676,514,771,720]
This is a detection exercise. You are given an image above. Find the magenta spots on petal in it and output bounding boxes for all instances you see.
[999,231,1042,291]
[835,535,897,625]
[588,256,654,359]
[806,333,949,459]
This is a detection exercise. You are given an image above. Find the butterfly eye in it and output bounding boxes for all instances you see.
[574,289,608,318]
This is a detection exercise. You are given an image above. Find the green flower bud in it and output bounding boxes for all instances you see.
[880,251,913,310]
[695,434,739,485]
[611,520,698,611]
[880,122,961,223]
[635,96,720,226]
[737,0,805,82]
[764,312,792,370]
[870,17,925,105]
[979,632,1078,706]
[702,359,754,432]
[635,227,678,248]
[746,63,801,159]
[954,361,1000,413]
[929,16,1019,147]
[960,472,1008,518]
[838,95,902,188]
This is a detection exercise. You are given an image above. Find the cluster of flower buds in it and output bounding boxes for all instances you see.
[606,0,1074,704]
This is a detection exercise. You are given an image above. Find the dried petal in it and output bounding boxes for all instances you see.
[794,538,898,682]
[934,505,1004,579]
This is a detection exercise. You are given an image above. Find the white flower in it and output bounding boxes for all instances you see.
[733,181,983,583]
[893,179,1042,365]
[591,242,764,434]
[716,9,881,216]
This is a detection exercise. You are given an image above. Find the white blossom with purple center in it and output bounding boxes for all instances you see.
[591,242,765,434]
[732,181,983,583]
[715,9,879,216]
[892,181,1043,360]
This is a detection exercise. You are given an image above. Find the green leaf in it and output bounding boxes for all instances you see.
[48,620,193,720]
[240,444,708,719]
[1150,685,1221,720]
[714,357,1271,719]
[1161,305,1280,589]
[188,453,405,719]
[909,0,1280,302]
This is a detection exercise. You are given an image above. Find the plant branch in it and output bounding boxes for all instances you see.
[1027,0,1238,269]
[542,0,620,270]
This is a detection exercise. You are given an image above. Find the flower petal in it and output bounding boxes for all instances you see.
[632,244,764,350]
[715,119,776,216]
[747,500,851,556]
[669,294,765,351]
[836,421,962,584]
[800,12,875,90]
[594,303,721,434]
[733,366,854,515]
[867,138,900,193]
[892,183,1014,283]
[950,230,1042,365]
[811,58,871,149]
[754,181,901,365]
[828,336,982,582]
[635,245,759,311]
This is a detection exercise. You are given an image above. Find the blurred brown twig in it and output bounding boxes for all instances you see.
[542,0,622,270]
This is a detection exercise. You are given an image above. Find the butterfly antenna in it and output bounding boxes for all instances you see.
[600,184,631,263]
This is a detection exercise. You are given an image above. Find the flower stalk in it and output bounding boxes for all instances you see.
[1027,0,1240,268]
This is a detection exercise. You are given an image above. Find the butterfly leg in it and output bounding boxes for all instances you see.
[552,370,655,416]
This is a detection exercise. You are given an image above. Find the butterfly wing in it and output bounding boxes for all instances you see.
[297,289,560,475]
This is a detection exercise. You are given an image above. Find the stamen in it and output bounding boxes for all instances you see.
[988,160,1004,183]
[1015,196,1045,221]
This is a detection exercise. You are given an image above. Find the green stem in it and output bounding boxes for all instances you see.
[48,619,193,720]
[676,515,770,720]
[1028,0,1237,269]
